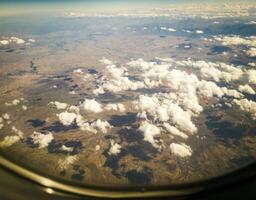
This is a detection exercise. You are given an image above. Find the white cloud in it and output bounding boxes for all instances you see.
[11,126,24,138]
[196,30,204,34]
[73,68,84,74]
[238,84,255,95]
[168,28,176,32]
[247,70,256,84]
[95,145,101,151]
[81,99,103,113]
[0,40,9,45]
[30,131,53,149]
[108,139,121,155]
[0,136,20,148]
[139,121,161,148]
[57,111,77,126]
[0,126,24,148]
[10,37,25,44]
[49,101,68,110]
[76,115,112,134]
[60,145,74,152]
[22,105,28,111]
[170,143,192,157]
[5,98,25,106]
[214,35,256,47]
[94,59,146,94]
[2,113,10,120]
[246,48,256,57]
[233,99,256,120]
[163,123,188,139]
[28,39,35,43]
[58,155,78,170]
[0,37,36,46]
[105,103,126,112]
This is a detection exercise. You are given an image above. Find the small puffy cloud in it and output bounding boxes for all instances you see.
[0,136,20,148]
[0,40,9,45]
[67,105,80,113]
[11,126,24,138]
[238,84,255,95]
[0,37,35,46]
[57,111,77,126]
[139,121,161,148]
[0,126,24,148]
[73,68,84,74]
[60,145,74,152]
[170,143,192,157]
[247,70,256,84]
[95,145,101,151]
[105,103,126,112]
[163,123,188,139]
[49,101,68,110]
[168,28,176,32]
[95,59,146,94]
[160,26,167,30]
[2,113,10,120]
[82,99,103,113]
[134,95,159,112]
[28,39,35,43]
[58,155,78,170]
[5,98,25,106]
[10,37,25,44]
[30,131,53,149]
[90,119,112,134]
[76,115,112,134]
[214,35,256,47]
[248,63,256,67]
[22,105,28,111]
[246,48,256,57]
[233,99,256,120]
[196,30,204,34]
[160,27,176,32]
[108,139,121,155]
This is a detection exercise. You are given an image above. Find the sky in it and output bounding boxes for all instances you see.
[0,0,255,16]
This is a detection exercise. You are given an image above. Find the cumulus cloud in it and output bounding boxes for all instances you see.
[2,113,10,120]
[105,103,126,112]
[238,84,255,95]
[5,98,25,106]
[76,116,112,134]
[0,37,32,46]
[0,126,24,148]
[30,131,54,149]
[246,48,256,57]
[73,68,84,74]
[170,143,192,157]
[196,30,204,34]
[49,101,68,110]
[214,35,256,47]
[108,139,121,155]
[233,99,256,120]
[60,145,74,152]
[139,121,161,148]
[57,111,77,126]
[93,59,145,94]
[81,99,103,113]
[163,123,188,139]
[0,136,20,148]
[58,155,78,170]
